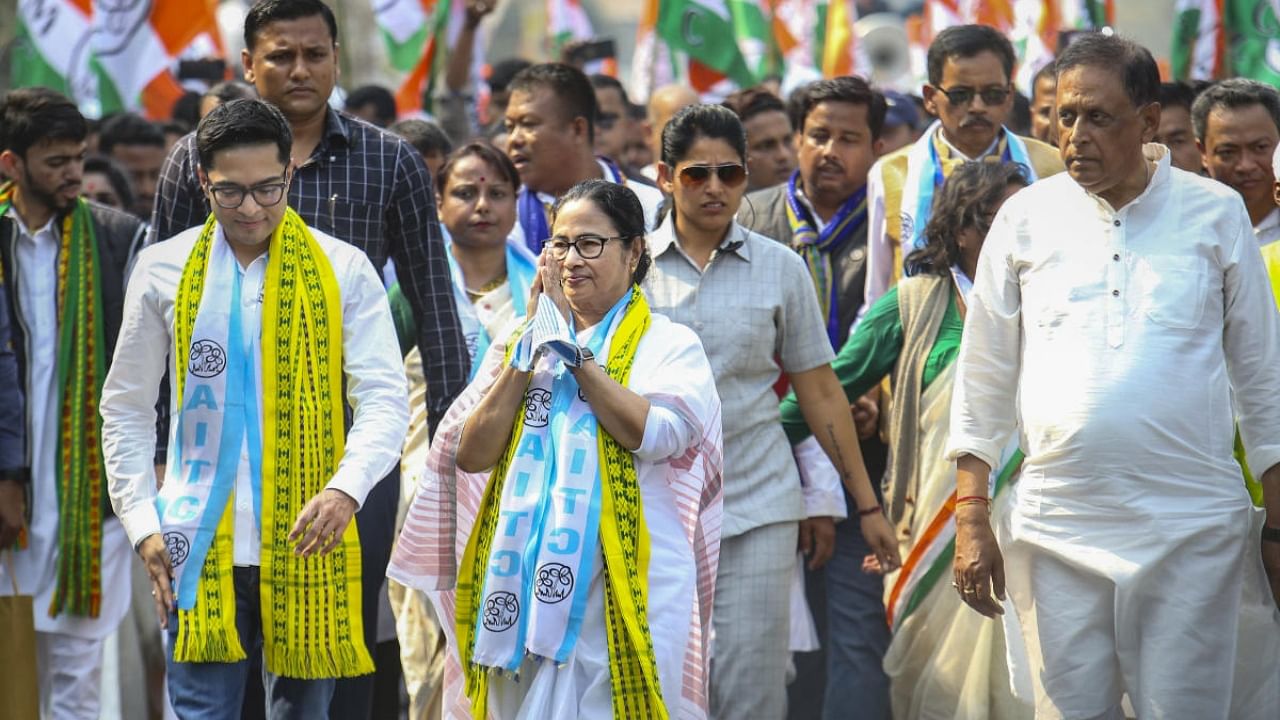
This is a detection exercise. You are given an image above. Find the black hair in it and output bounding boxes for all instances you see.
[1031,61,1057,99]
[661,103,747,167]
[0,87,88,157]
[906,161,1029,277]
[927,25,1017,85]
[508,63,598,143]
[488,59,533,94]
[390,119,453,159]
[171,91,203,130]
[244,0,338,51]
[722,86,788,125]
[590,74,630,105]
[99,112,166,154]
[203,81,258,109]
[550,179,651,284]
[1010,91,1031,136]
[1054,32,1159,108]
[434,140,519,195]
[83,154,136,211]
[1158,81,1197,114]
[345,85,398,127]
[196,99,292,170]
[1190,78,1280,143]
[788,76,887,140]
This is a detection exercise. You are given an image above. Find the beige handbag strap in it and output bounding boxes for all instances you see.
[2,548,19,595]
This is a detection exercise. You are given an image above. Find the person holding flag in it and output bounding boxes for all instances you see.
[0,87,146,719]
[101,98,409,718]
[504,63,664,252]
[863,25,1062,312]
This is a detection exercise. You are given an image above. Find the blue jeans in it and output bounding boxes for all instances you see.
[787,437,892,720]
[821,489,891,720]
[166,566,335,720]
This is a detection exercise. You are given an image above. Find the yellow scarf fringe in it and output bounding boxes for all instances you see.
[171,210,373,678]
[457,288,666,719]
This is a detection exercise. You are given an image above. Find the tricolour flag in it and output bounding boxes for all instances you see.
[375,0,433,73]
[821,0,861,77]
[90,0,224,119]
[13,0,97,112]
[1172,0,1227,81]
[12,0,222,119]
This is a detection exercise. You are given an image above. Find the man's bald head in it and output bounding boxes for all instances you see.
[647,85,700,160]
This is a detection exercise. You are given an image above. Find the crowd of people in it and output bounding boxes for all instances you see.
[2,0,1280,719]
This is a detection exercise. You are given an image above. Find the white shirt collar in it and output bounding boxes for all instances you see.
[4,204,57,242]
[936,126,1002,161]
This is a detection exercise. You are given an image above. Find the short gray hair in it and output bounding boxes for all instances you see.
[1190,78,1280,143]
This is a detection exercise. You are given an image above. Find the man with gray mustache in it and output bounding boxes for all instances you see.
[862,25,1063,312]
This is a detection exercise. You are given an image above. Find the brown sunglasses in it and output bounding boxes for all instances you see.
[679,163,748,187]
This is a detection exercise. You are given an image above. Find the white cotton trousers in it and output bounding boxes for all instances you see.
[1000,495,1280,720]
[35,631,104,719]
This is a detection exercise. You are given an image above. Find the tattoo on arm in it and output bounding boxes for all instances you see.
[826,423,852,483]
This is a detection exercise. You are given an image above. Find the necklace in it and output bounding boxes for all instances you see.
[465,272,508,301]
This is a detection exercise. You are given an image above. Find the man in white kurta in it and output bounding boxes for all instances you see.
[948,34,1280,720]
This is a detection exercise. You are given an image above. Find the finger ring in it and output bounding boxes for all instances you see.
[952,581,960,590]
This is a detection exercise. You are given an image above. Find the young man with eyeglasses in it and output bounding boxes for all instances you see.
[505,63,663,252]
[863,24,1062,313]
[0,87,146,719]
[102,98,408,720]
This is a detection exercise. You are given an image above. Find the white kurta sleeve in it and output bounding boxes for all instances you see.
[946,210,1023,470]
[862,162,892,316]
[633,322,719,464]
[1221,206,1280,476]
[100,249,168,548]
[327,251,411,508]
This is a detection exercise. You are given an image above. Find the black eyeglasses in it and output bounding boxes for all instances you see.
[546,234,626,260]
[207,177,289,209]
[678,163,748,187]
[931,85,1011,107]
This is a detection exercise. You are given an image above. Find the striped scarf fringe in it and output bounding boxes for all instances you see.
[0,184,106,617]
[172,211,373,678]
[456,288,667,719]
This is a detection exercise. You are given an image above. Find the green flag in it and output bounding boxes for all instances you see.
[656,0,757,87]
[1225,0,1280,83]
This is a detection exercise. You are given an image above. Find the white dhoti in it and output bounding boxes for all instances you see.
[1000,483,1280,720]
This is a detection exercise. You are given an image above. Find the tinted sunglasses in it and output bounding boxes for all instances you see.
[678,163,748,187]
[931,85,1011,107]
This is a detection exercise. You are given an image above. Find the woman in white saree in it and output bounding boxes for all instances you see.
[388,180,723,720]
[780,162,1032,718]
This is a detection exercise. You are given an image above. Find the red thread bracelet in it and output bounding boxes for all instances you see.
[857,504,883,517]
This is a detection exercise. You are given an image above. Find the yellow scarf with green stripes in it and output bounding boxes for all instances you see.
[456,287,667,719]
[171,210,372,678]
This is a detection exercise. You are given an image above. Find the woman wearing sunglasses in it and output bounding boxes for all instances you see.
[642,103,902,719]
[781,161,1032,717]
[390,179,724,719]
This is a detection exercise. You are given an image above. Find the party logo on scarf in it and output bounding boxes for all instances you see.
[163,531,190,567]
[188,339,226,378]
[524,388,551,427]
[535,562,574,604]
[482,590,520,631]
[899,211,915,247]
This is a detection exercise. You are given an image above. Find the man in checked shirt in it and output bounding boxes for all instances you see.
[148,1,468,716]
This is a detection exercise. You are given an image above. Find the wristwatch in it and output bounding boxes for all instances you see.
[574,346,595,368]
[1263,524,1280,544]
